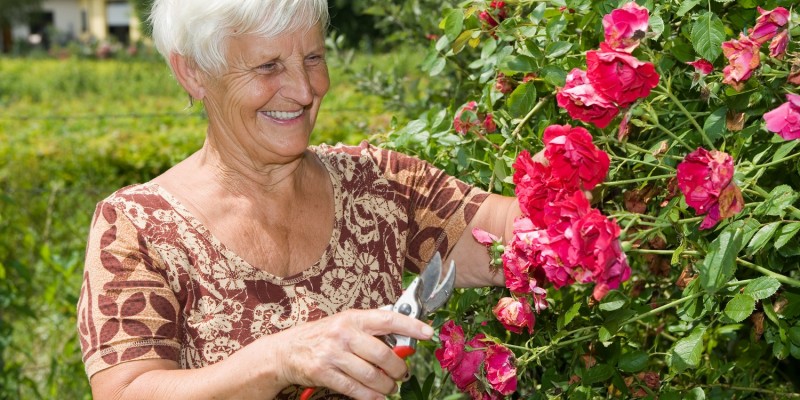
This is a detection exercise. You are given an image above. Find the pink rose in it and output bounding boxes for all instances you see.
[764,93,800,140]
[749,6,789,45]
[485,344,517,396]
[501,219,554,291]
[543,124,611,190]
[602,2,650,53]
[586,45,660,107]
[686,59,714,75]
[454,101,479,134]
[769,30,788,59]
[677,148,744,230]
[556,68,621,128]
[472,227,501,246]
[721,34,760,91]
[492,297,535,334]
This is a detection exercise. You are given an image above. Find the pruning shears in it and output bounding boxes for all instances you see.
[300,252,456,400]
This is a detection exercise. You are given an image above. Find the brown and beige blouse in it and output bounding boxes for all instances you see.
[77,141,487,398]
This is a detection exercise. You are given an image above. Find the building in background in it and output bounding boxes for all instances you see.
[3,0,141,52]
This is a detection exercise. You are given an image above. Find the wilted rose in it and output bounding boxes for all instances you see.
[492,297,535,334]
[676,148,744,229]
[602,1,649,53]
[721,34,761,91]
[482,113,497,133]
[764,93,800,140]
[495,72,514,94]
[749,6,789,45]
[556,68,620,128]
[769,30,788,59]
[586,45,660,107]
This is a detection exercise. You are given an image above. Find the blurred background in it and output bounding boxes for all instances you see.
[0,0,456,397]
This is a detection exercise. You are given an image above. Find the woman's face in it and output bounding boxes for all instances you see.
[202,25,330,164]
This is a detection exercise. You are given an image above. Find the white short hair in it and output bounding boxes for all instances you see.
[150,0,329,76]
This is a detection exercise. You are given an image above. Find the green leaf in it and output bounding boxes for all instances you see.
[677,0,701,17]
[500,55,537,73]
[771,141,800,163]
[670,326,706,372]
[563,302,581,328]
[745,222,781,256]
[699,227,742,293]
[775,222,800,250]
[723,293,756,323]
[545,41,572,59]
[788,326,800,346]
[428,58,446,76]
[743,277,781,300]
[493,157,507,183]
[506,82,537,118]
[540,65,567,86]
[581,364,614,385]
[618,351,649,373]
[545,15,567,41]
[703,107,727,142]
[400,375,424,400]
[690,12,725,62]
[753,185,799,217]
[649,13,664,40]
[599,291,628,312]
[442,9,464,40]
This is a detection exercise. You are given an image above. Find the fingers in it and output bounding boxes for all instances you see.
[276,309,429,398]
[354,309,434,340]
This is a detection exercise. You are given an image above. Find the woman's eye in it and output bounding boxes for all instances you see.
[306,55,325,65]
[258,62,278,72]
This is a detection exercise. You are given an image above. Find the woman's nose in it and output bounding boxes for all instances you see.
[281,66,314,106]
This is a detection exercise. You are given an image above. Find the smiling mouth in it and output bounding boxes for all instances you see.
[263,110,304,121]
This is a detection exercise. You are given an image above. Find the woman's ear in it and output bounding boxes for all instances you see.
[169,53,206,100]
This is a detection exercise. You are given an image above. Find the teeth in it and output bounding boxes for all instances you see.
[264,110,303,120]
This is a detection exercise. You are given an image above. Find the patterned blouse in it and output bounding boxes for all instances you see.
[77,141,488,399]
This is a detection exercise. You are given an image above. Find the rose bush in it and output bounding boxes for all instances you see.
[383,0,800,398]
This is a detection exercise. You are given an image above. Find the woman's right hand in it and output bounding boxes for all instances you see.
[268,308,434,400]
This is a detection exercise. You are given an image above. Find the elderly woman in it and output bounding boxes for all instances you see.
[77,1,520,399]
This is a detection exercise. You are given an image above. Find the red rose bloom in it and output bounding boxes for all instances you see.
[543,124,611,191]
[586,45,660,107]
[512,150,574,227]
[676,148,744,229]
[556,68,620,128]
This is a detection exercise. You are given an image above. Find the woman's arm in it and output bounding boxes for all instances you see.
[448,194,521,288]
[90,309,434,400]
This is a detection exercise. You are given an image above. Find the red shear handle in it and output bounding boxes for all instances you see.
[299,346,416,400]
[393,345,416,359]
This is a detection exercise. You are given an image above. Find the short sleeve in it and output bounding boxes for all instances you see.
[76,201,181,378]
[363,142,489,273]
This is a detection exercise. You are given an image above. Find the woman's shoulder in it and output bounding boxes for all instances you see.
[311,140,424,172]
